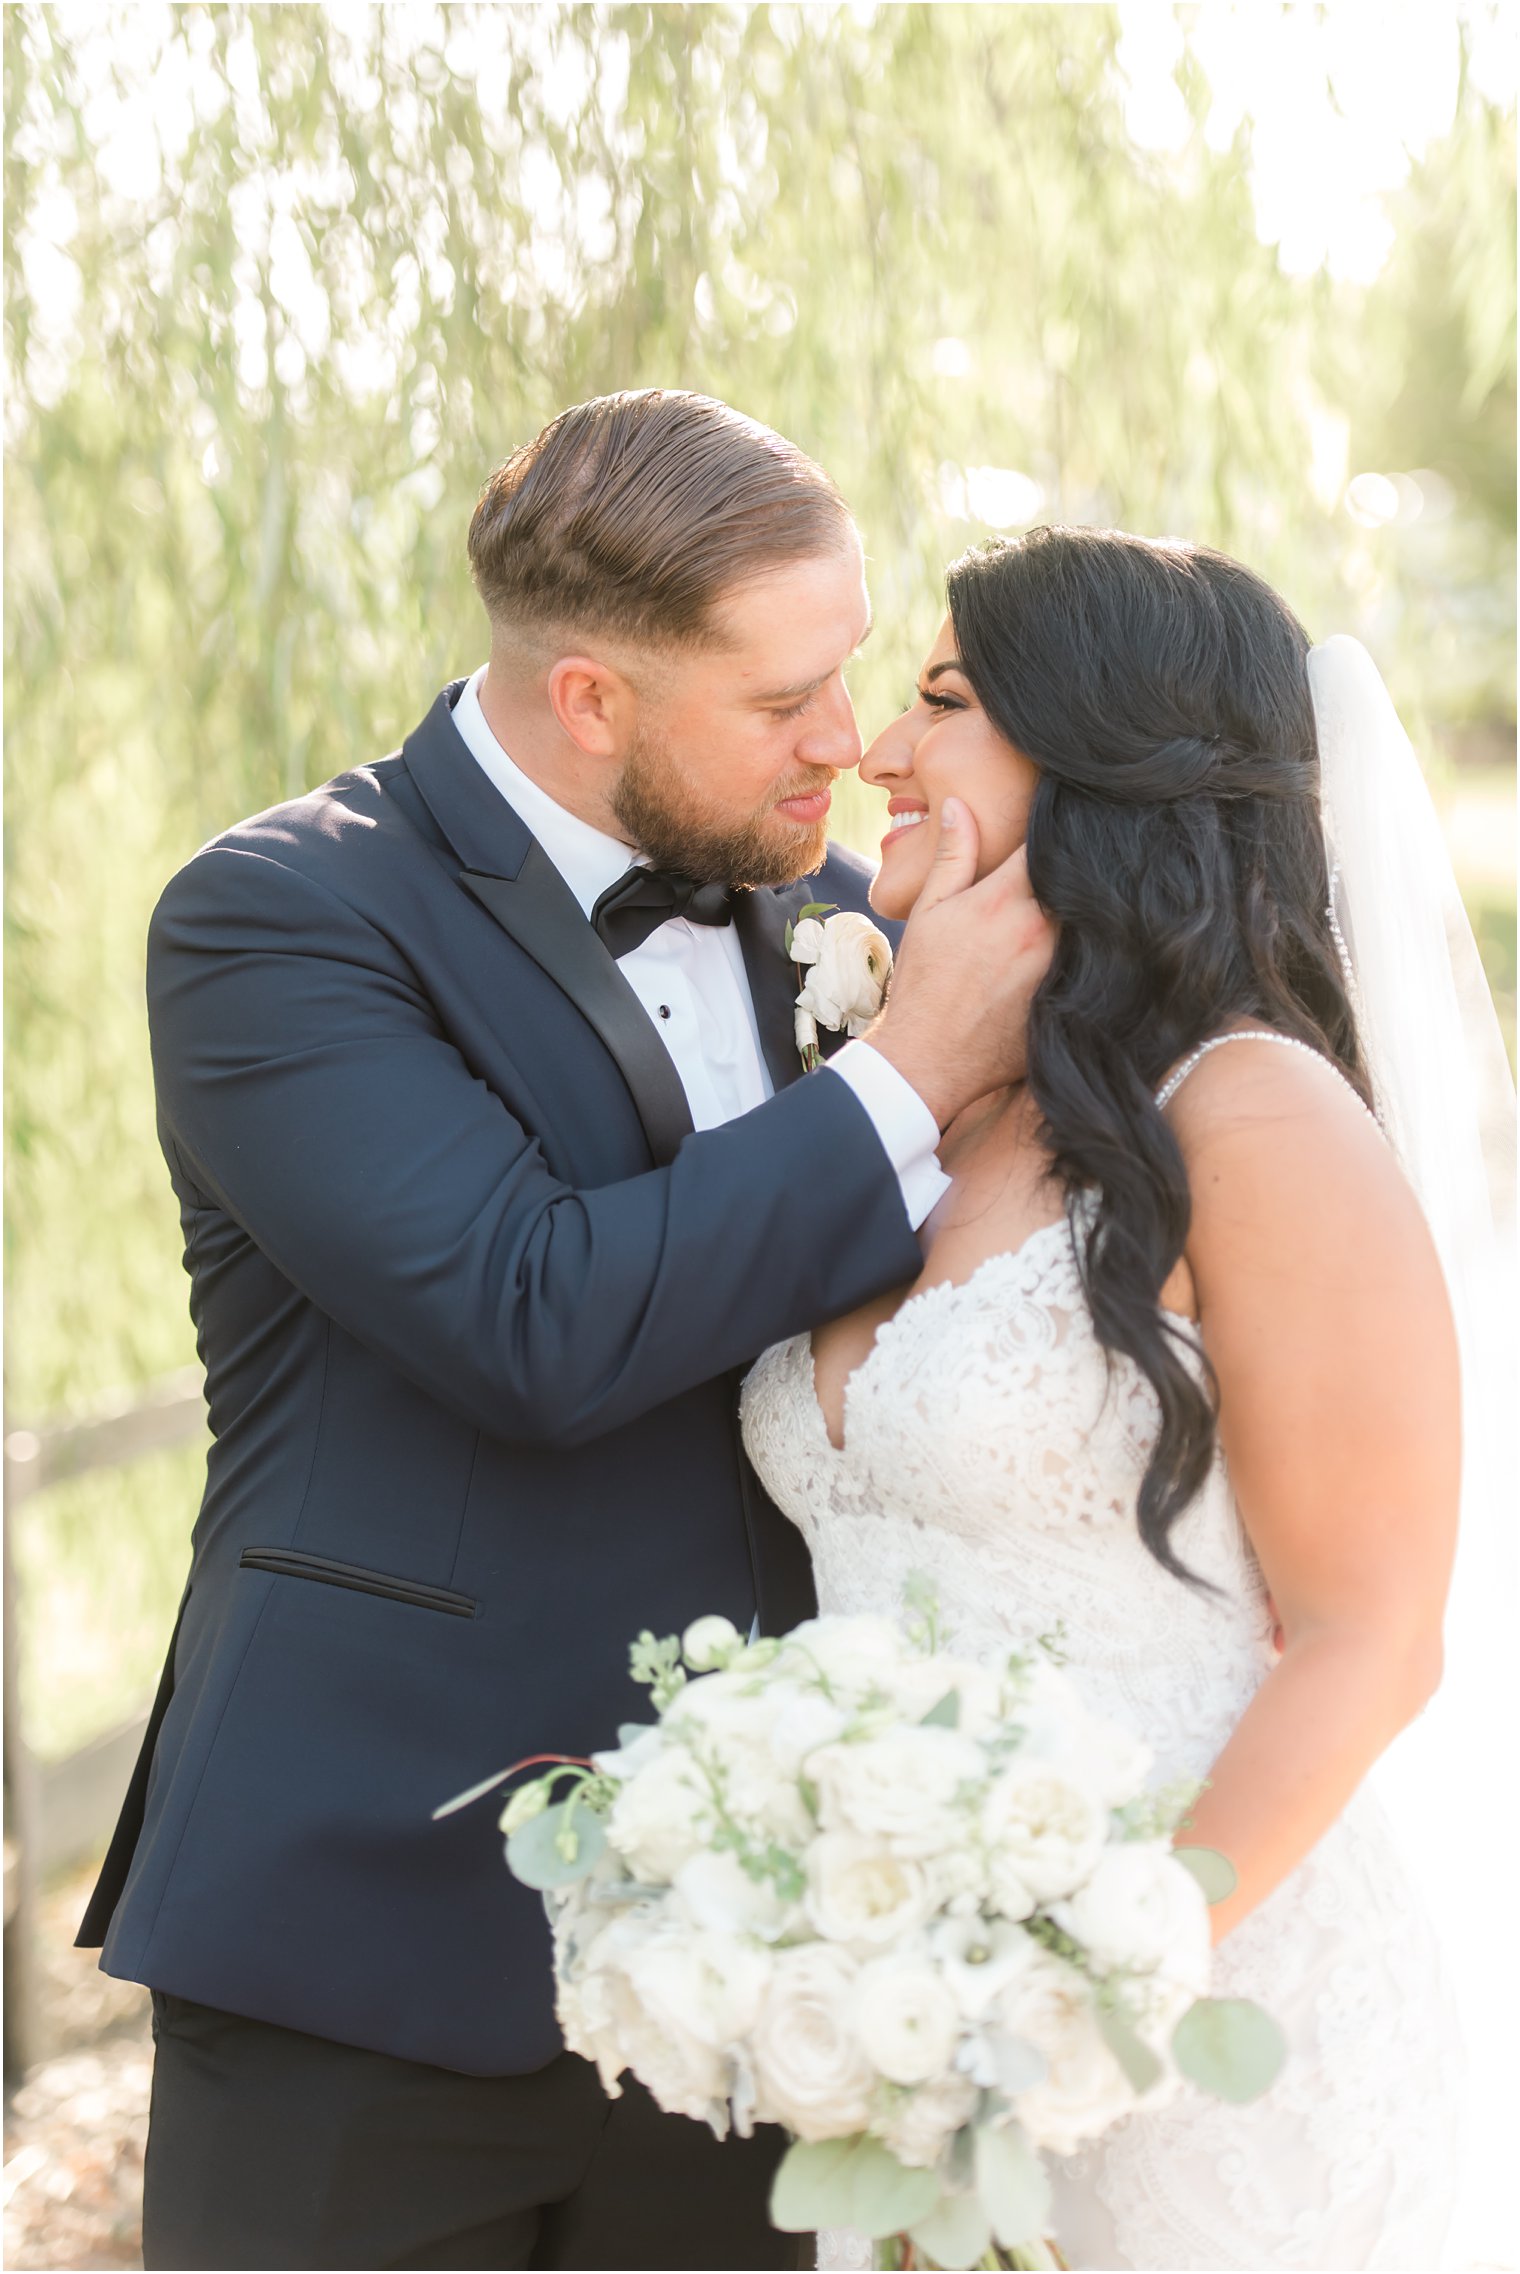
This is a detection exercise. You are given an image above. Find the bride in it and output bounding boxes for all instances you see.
[740,526,1495,2271]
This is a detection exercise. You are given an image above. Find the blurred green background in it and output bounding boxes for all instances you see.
[5,2,1515,1765]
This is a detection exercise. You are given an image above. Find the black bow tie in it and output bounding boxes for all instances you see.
[590,864,735,959]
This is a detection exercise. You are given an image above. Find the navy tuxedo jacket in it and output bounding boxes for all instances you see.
[80,681,923,2075]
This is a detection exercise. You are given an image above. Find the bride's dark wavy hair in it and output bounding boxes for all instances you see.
[945,525,1373,1587]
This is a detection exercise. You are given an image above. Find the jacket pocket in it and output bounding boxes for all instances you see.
[238,1546,477,1619]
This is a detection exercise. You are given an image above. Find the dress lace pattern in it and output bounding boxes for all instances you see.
[740,1207,1463,2272]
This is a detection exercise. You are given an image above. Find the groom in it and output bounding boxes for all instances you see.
[80,390,1049,2270]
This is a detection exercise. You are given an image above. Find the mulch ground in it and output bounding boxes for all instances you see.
[3,1864,151,2272]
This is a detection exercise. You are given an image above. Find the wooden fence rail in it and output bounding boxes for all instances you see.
[3,1369,208,2082]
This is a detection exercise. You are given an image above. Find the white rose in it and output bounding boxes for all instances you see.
[1050,1844,1211,1992]
[980,1760,1108,1905]
[873,2071,980,2169]
[810,1727,987,1857]
[996,1950,1137,2155]
[781,1613,907,1697]
[557,1914,726,2122]
[673,1849,801,1942]
[931,1914,1044,2019]
[767,1687,850,1775]
[751,1944,876,2140]
[590,1722,665,1782]
[605,1743,713,1882]
[682,1614,742,1672]
[793,911,893,1037]
[625,1923,773,2051]
[805,1831,937,1948]
[854,1955,962,2085]
[1008,1664,1154,1808]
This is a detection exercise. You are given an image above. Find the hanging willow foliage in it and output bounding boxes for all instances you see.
[2,4,1512,1745]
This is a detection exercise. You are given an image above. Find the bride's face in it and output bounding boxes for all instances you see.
[860,616,1040,922]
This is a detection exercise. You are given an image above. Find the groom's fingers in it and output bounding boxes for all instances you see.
[908,796,981,915]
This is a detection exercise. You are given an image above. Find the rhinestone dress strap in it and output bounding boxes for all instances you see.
[1155,1029,1379,1124]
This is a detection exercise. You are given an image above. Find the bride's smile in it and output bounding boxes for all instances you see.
[861,614,1041,924]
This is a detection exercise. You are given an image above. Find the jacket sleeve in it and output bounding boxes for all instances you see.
[147,844,924,1448]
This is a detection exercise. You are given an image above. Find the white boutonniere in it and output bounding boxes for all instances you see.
[784,902,894,1072]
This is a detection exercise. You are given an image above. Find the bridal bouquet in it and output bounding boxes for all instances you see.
[439,1594,1284,2271]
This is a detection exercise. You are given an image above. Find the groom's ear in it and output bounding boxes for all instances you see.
[546,652,637,760]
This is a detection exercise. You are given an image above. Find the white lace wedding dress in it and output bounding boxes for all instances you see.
[739,1046,1464,2272]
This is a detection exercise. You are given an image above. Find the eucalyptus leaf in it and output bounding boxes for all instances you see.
[1172,1997,1288,2103]
[769,2138,863,2231]
[919,1688,961,1728]
[1098,2005,1163,2093]
[908,2187,994,2270]
[615,1722,655,1748]
[842,2136,942,2239]
[973,2120,1051,2251]
[504,1800,606,1890]
[1173,1845,1238,1905]
[795,901,840,923]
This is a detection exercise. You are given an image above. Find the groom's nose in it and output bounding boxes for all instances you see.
[800,675,864,773]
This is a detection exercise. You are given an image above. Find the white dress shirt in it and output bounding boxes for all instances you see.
[451,666,950,1229]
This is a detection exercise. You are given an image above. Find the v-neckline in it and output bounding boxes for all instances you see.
[806,1217,1074,1458]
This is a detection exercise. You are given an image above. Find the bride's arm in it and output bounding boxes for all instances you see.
[1164,1038,1460,1943]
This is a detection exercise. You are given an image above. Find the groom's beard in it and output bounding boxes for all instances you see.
[610,723,832,888]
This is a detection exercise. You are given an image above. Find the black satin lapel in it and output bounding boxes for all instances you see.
[462,847,695,1168]
[733,882,814,1095]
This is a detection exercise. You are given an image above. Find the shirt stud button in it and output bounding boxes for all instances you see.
[658,1004,672,1021]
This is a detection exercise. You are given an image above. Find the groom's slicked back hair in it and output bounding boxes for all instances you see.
[468,391,854,651]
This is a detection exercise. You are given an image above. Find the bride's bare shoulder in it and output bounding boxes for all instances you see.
[1161,1029,1440,1300]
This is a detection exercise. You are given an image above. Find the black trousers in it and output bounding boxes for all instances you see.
[143,1992,810,2271]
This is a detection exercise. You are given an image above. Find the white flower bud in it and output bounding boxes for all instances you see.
[681,1614,742,1673]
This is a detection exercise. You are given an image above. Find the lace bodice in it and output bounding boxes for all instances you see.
[742,1216,1275,1791]
[739,1046,1463,2270]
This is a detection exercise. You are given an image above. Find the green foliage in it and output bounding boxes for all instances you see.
[628,1629,686,1709]
[906,2184,994,2270]
[1171,1994,1289,2103]
[504,1795,606,1889]
[5,4,1513,1756]
[973,2118,1052,2252]
[771,2133,940,2239]
[1172,1844,1238,1905]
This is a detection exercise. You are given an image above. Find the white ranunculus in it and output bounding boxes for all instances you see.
[996,1950,1137,2155]
[673,1849,801,1942]
[931,1914,1044,2019]
[793,910,894,1038]
[666,1675,816,1848]
[806,1831,937,1948]
[810,1727,987,1858]
[625,1924,773,2051]
[873,2071,980,2169]
[980,1759,1109,1905]
[751,1944,876,2140]
[854,1955,962,2086]
[1050,1843,1212,1992]
[886,1653,1010,1741]
[682,1614,742,1672]
[605,1743,713,1882]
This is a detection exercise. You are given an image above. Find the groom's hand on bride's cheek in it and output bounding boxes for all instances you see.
[864,801,1056,1128]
